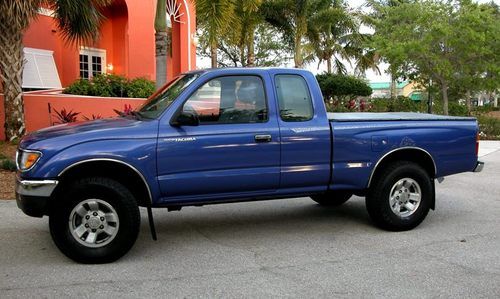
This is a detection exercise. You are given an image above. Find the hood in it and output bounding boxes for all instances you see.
[20,117,158,151]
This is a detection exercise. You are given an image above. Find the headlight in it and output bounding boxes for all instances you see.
[16,149,42,171]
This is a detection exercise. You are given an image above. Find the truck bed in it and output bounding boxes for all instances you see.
[328,112,475,122]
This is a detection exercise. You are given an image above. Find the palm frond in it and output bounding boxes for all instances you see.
[50,0,112,45]
[0,0,42,30]
[195,0,236,44]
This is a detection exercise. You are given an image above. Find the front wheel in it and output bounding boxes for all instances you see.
[49,177,140,263]
[366,161,433,231]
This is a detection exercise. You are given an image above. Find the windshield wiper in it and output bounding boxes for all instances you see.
[130,110,154,120]
[129,111,144,120]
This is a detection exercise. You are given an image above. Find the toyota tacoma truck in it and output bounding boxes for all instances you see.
[15,68,484,263]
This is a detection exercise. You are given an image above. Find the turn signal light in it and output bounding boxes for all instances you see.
[17,150,41,171]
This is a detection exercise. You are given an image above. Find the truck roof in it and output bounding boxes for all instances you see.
[183,67,313,76]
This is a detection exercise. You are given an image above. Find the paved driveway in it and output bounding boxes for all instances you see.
[1,143,499,298]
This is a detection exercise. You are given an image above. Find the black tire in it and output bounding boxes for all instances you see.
[49,177,140,264]
[311,191,353,207]
[366,161,433,231]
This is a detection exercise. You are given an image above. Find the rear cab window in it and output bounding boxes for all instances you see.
[274,75,314,122]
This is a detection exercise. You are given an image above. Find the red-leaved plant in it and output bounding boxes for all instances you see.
[113,104,133,116]
[83,114,103,121]
[53,108,80,124]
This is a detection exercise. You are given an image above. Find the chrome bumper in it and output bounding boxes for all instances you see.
[16,177,58,197]
[473,161,484,173]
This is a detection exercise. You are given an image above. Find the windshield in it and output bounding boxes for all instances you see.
[137,73,200,119]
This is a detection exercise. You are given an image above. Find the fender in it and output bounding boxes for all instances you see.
[367,146,437,188]
[31,139,161,203]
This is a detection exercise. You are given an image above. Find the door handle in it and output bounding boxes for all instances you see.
[255,134,272,142]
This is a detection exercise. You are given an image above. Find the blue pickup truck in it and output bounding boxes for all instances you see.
[16,68,483,263]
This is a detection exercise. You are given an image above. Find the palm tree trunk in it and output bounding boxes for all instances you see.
[294,16,306,68]
[211,41,218,68]
[246,29,255,67]
[155,31,169,89]
[239,45,246,67]
[155,0,168,89]
[0,27,25,140]
[327,58,332,74]
[294,33,303,68]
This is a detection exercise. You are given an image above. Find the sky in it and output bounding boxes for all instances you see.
[195,0,499,83]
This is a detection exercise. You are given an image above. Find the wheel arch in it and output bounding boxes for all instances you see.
[367,147,437,189]
[55,159,152,207]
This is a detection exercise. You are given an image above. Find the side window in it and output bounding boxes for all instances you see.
[275,75,314,122]
[182,76,268,124]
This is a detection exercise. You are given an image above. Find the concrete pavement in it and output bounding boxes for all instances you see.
[0,142,499,298]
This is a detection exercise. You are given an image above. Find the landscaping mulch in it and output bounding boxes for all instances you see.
[0,171,15,200]
[0,142,17,200]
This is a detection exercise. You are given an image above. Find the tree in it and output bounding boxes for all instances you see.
[197,23,291,67]
[0,0,112,140]
[316,73,372,103]
[307,0,379,75]
[261,0,333,68]
[369,0,500,115]
[453,1,500,113]
[195,0,236,68]
[235,0,263,66]
[155,0,168,89]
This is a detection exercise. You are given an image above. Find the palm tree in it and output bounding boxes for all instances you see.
[261,0,332,68]
[236,0,263,67]
[195,0,236,68]
[0,0,112,141]
[155,0,168,89]
[307,1,379,75]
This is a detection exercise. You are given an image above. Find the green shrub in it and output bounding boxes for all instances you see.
[368,98,390,112]
[325,102,350,112]
[1,159,16,171]
[317,73,372,102]
[448,101,469,116]
[63,74,155,98]
[87,74,130,97]
[369,96,423,113]
[477,115,500,140]
[127,77,155,98]
[63,79,92,96]
[474,105,496,115]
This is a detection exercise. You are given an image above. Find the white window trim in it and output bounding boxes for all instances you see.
[79,47,107,79]
[37,8,55,17]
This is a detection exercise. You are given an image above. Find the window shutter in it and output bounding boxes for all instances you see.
[22,47,62,89]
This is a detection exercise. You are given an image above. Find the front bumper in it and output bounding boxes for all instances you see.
[473,161,484,173]
[16,177,58,217]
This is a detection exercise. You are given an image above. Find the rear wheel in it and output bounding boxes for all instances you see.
[366,161,433,231]
[49,177,140,264]
[311,191,352,207]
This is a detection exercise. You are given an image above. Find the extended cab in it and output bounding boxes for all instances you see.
[15,68,484,263]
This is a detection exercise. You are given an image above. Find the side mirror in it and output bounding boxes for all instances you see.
[171,111,199,126]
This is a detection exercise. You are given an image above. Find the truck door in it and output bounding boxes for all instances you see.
[273,73,331,191]
[157,74,280,200]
